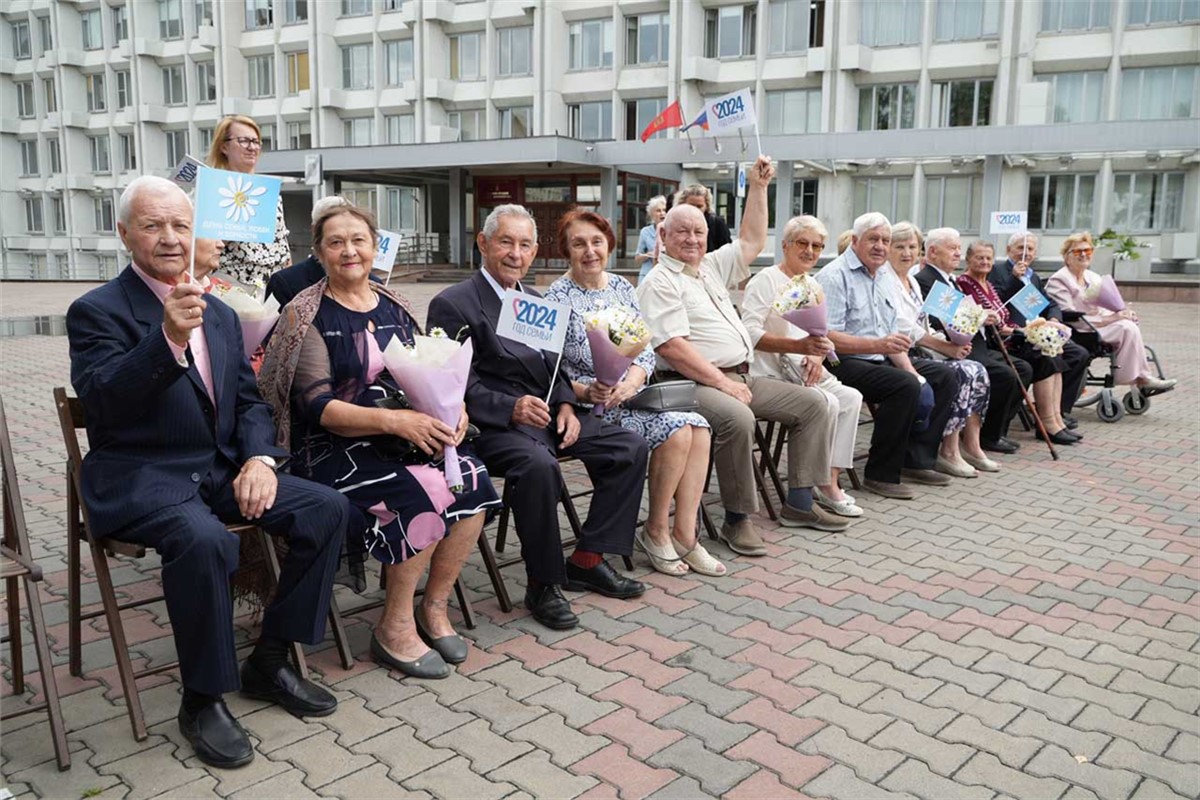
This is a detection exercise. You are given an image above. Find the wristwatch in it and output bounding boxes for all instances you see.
[248,455,277,470]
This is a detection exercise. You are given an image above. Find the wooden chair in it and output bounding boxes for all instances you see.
[1,395,70,771]
[53,388,353,740]
[480,456,634,613]
[760,420,864,498]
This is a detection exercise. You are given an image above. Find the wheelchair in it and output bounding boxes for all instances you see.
[1064,311,1170,423]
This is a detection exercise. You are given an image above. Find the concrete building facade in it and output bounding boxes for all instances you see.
[2,0,1197,280]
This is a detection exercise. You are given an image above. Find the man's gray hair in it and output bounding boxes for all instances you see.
[966,239,995,260]
[852,212,891,238]
[1007,231,1038,249]
[118,176,191,225]
[481,204,537,241]
[925,227,960,252]
[781,214,828,244]
[673,184,711,213]
[312,195,350,224]
[646,195,667,216]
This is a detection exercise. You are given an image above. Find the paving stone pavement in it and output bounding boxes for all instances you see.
[1,283,1197,800]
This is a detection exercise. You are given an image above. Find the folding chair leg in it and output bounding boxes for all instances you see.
[476,532,513,613]
[756,425,786,513]
[259,529,309,680]
[454,579,476,630]
[846,467,863,492]
[699,504,719,542]
[558,477,632,570]
[93,541,147,741]
[24,574,70,770]
[67,479,83,678]
[495,506,510,554]
[6,575,23,695]
[326,591,355,670]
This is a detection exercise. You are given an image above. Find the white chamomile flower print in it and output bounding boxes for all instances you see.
[217,175,268,223]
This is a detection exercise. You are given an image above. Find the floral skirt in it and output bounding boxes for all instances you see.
[944,359,990,436]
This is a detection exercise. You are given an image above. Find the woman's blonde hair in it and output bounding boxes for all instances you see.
[837,229,854,255]
[207,115,263,170]
[890,221,924,249]
[1060,231,1094,257]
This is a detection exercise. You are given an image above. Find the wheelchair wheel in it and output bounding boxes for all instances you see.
[1097,393,1125,423]
[1124,391,1149,415]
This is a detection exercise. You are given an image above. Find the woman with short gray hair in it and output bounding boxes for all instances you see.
[635,195,668,282]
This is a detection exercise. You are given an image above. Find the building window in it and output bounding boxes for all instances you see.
[342,44,373,90]
[159,0,183,39]
[499,106,531,138]
[119,133,137,171]
[116,70,132,108]
[768,0,814,54]
[387,187,418,231]
[1111,172,1185,232]
[705,5,757,58]
[1120,66,1196,120]
[853,177,912,221]
[95,195,116,232]
[449,32,482,81]
[858,83,916,131]
[625,98,667,140]
[43,78,57,112]
[16,81,35,118]
[165,129,188,167]
[198,126,214,151]
[195,0,214,27]
[285,0,308,24]
[341,0,372,16]
[286,52,310,93]
[1038,71,1105,123]
[384,39,414,85]
[626,13,669,65]
[384,0,402,11]
[259,123,274,150]
[764,89,820,134]
[343,117,374,146]
[25,198,44,234]
[931,78,993,127]
[81,9,102,50]
[286,120,312,148]
[1027,174,1096,231]
[162,65,186,105]
[860,0,921,46]
[52,197,66,233]
[792,178,819,216]
[248,54,275,98]
[935,0,1001,40]
[497,27,533,76]
[12,20,31,59]
[20,140,39,176]
[385,114,414,144]
[1127,0,1200,24]
[341,184,376,212]
[569,19,614,70]
[90,134,111,173]
[245,0,273,30]
[196,62,217,103]
[1041,0,1110,32]
[568,101,612,141]
[924,175,983,232]
[86,73,107,112]
[47,138,61,174]
[112,6,129,41]
[38,16,52,51]
[447,109,482,141]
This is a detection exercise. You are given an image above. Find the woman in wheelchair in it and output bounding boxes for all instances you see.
[1046,232,1176,395]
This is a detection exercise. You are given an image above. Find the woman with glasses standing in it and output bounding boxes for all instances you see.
[206,115,292,287]
[1046,232,1176,393]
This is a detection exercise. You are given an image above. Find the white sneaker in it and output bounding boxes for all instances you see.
[813,486,865,517]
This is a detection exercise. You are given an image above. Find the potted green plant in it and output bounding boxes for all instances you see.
[1093,229,1152,279]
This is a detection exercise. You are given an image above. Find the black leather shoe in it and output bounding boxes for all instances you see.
[240,658,337,717]
[982,438,1018,454]
[1064,414,1079,429]
[1036,428,1077,446]
[524,584,579,630]
[179,698,254,769]
[370,633,450,679]
[415,607,468,665]
[1063,428,1082,441]
[564,559,647,599]
[1000,436,1021,450]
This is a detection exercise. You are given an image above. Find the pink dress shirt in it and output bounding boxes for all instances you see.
[131,263,217,407]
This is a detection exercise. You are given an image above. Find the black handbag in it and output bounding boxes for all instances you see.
[622,379,699,413]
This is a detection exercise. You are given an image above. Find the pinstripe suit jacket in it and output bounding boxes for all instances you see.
[66,265,287,538]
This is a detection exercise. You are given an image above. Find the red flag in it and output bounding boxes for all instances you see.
[639,100,683,143]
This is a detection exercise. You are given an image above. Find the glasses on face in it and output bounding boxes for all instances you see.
[226,136,262,150]
[787,240,825,252]
[1069,247,1094,257]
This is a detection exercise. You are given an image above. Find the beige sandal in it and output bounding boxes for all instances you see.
[672,538,727,577]
[635,530,689,576]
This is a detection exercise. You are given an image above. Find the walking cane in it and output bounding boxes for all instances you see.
[987,324,1059,461]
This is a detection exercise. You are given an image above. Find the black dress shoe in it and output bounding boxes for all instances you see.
[524,584,579,630]
[982,438,1018,454]
[1000,436,1021,450]
[179,698,254,769]
[1064,414,1079,429]
[1036,428,1077,446]
[564,559,647,599]
[240,658,337,717]
[1063,428,1082,441]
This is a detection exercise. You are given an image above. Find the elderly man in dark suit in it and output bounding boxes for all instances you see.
[67,176,349,770]
[989,231,1090,427]
[427,205,648,631]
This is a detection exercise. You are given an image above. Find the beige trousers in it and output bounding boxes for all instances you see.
[695,374,832,515]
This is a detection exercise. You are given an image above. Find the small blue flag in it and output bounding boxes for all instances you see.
[921,281,964,324]
[194,166,283,244]
[1006,282,1050,319]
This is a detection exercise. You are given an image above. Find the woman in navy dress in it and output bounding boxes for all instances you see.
[260,203,499,679]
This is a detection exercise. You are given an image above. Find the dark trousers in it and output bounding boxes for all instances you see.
[828,358,956,484]
[968,345,1033,443]
[1060,340,1090,415]
[475,422,648,586]
[111,463,348,695]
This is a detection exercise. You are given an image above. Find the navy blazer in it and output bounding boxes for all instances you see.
[67,265,287,538]
[426,270,579,434]
[989,260,1063,326]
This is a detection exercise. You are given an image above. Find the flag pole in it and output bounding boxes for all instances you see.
[544,349,564,407]
[754,119,763,158]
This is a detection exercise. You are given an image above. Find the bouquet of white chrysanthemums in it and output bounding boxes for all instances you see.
[1023,317,1071,357]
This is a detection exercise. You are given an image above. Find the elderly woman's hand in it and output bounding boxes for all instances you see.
[390,409,456,456]
[454,407,469,446]
[584,381,614,407]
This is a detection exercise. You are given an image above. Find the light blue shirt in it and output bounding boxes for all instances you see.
[636,224,657,257]
[814,247,899,363]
